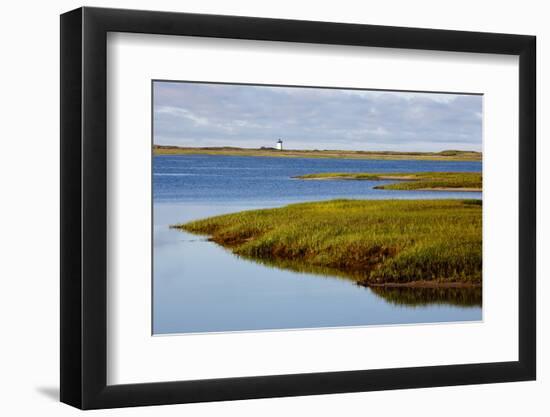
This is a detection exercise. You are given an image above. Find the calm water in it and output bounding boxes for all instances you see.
[153,155,482,334]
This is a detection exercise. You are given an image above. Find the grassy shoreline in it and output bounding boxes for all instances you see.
[173,199,482,287]
[154,145,482,162]
[295,172,482,192]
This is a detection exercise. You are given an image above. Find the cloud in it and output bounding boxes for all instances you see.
[153,81,482,151]
[155,106,209,126]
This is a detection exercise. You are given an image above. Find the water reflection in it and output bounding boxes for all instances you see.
[224,249,482,308]
[369,286,482,307]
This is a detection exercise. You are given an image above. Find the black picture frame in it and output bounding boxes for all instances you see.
[60,6,536,410]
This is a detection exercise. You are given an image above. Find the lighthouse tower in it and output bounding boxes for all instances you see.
[276,139,283,150]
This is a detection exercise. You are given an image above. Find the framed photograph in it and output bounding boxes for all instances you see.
[60,6,536,409]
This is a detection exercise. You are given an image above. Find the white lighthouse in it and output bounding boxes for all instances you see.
[276,139,283,150]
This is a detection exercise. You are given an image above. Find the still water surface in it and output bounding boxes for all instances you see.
[153,155,482,334]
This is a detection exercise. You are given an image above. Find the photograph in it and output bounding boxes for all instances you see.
[152,81,483,335]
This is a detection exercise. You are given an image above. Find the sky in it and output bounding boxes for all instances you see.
[153,81,482,152]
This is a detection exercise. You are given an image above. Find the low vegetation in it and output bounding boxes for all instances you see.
[153,145,482,162]
[295,172,482,191]
[173,199,482,287]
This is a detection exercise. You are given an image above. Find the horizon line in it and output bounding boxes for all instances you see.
[153,144,482,154]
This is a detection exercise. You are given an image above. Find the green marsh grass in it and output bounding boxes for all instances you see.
[295,172,482,191]
[174,199,482,286]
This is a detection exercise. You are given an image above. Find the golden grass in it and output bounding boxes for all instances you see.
[173,199,482,286]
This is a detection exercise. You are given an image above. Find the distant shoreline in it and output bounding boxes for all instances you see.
[153,145,482,162]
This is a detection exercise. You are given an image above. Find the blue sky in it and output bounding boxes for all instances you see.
[153,81,482,152]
